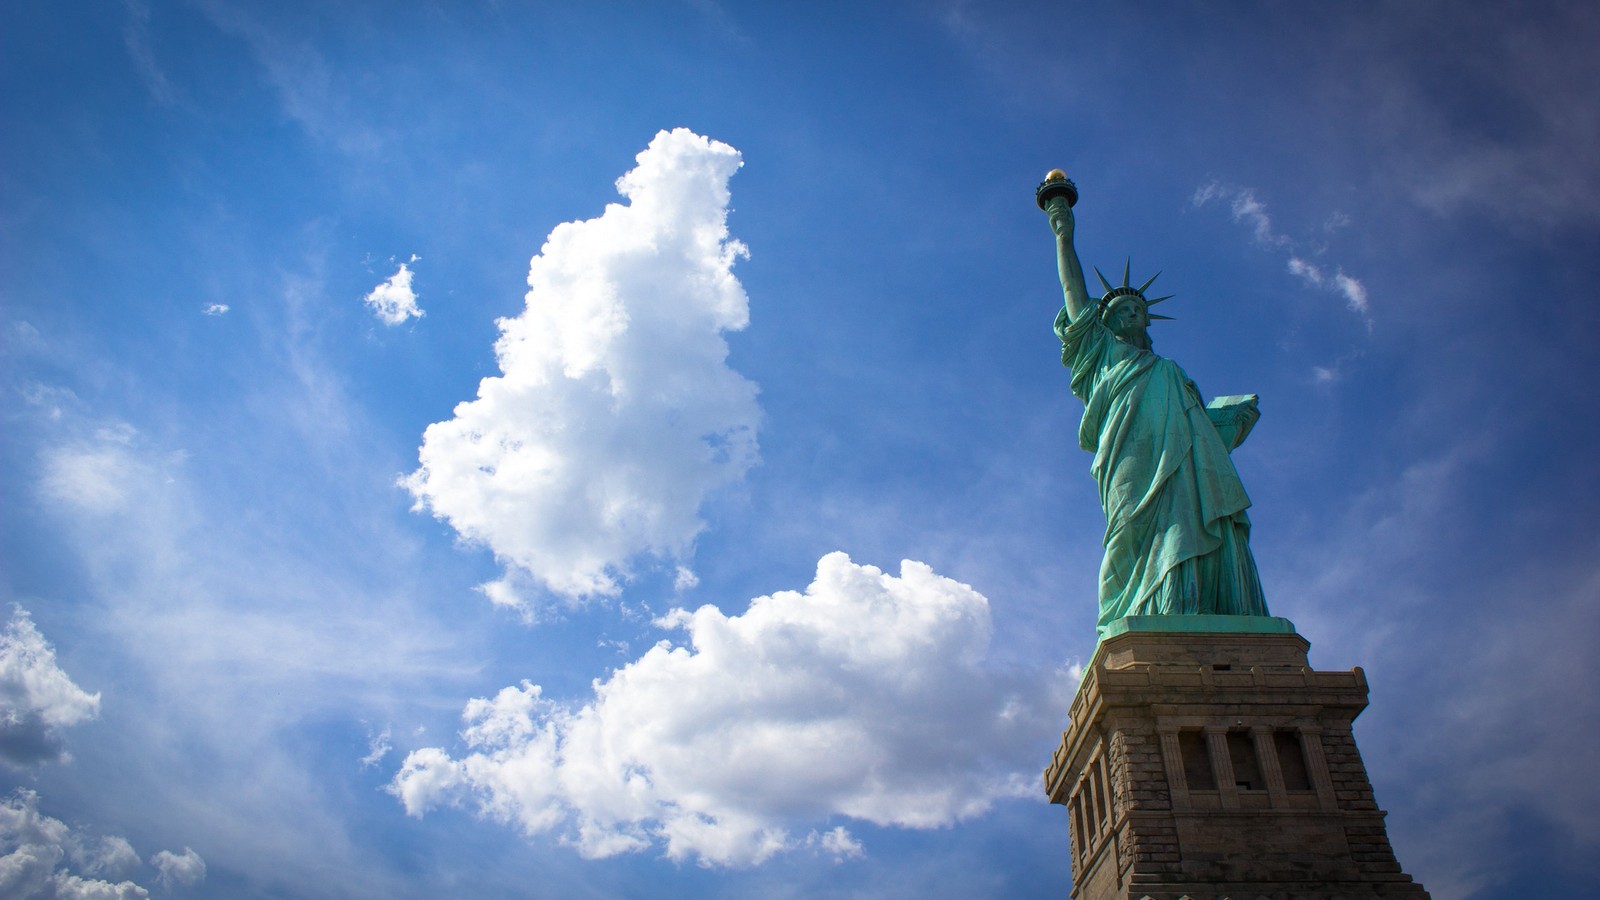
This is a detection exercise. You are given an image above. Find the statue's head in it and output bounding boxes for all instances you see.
[1095,262,1173,350]
[1102,295,1152,348]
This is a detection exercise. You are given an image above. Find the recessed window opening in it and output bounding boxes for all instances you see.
[1073,791,1088,852]
[1227,729,1263,790]
[1275,730,1313,791]
[1090,761,1108,828]
[1179,729,1216,790]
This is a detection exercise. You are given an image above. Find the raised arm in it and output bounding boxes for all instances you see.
[1044,196,1093,323]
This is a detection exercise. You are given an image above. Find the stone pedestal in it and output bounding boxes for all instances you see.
[1044,624,1429,900]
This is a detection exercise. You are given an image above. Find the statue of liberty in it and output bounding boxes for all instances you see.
[1037,172,1271,641]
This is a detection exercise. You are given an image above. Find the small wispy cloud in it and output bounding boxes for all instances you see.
[359,725,392,768]
[805,825,865,862]
[1333,272,1369,316]
[1288,257,1370,318]
[1196,183,1290,247]
[21,382,79,422]
[1287,256,1324,286]
[1196,181,1372,333]
[195,2,384,158]
[151,846,207,888]
[672,566,699,592]
[121,0,180,107]
[362,257,424,326]
[201,303,230,316]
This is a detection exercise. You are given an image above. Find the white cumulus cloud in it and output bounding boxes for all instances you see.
[401,129,760,605]
[0,788,180,899]
[0,607,101,768]
[392,552,1070,867]
[362,259,424,325]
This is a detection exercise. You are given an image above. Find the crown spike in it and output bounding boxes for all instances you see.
[1137,271,1162,294]
[1093,266,1115,294]
[1146,294,1175,306]
[1122,258,1131,288]
[1147,313,1175,321]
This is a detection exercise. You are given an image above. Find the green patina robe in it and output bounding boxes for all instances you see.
[1055,306,1269,639]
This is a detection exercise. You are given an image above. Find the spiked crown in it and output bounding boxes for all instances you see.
[1094,259,1174,322]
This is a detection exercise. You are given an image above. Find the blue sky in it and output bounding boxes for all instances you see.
[3,1,1597,897]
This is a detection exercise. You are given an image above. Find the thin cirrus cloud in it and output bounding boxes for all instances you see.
[392,552,1072,867]
[402,129,760,610]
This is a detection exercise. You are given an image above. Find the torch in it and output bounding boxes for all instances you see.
[1035,169,1078,211]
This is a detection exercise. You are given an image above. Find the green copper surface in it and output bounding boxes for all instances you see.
[1040,174,1271,643]
[1100,614,1297,640]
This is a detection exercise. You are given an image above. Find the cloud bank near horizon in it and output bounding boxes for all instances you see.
[392,552,1072,867]
[0,610,205,897]
[402,129,760,610]
[0,788,207,899]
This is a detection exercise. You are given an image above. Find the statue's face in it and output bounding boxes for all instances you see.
[1105,298,1150,347]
